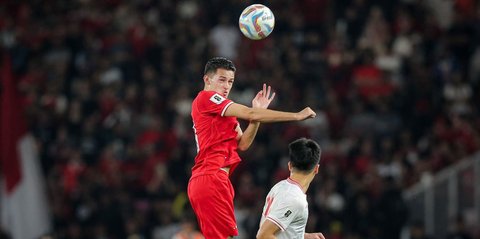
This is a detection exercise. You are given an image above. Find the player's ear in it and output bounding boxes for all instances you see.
[313,164,319,175]
[203,75,210,85]
[288,162,292,171]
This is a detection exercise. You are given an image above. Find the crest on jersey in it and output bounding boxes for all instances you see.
[284,210,292,217]
[210,93,226,104]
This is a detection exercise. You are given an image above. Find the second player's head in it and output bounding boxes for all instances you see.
[288,138,321,174]
[203,57,236,98]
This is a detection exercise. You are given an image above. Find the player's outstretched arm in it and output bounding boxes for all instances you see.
[224,102,316,123]
[237,84,275,151]
[305,232,326,239]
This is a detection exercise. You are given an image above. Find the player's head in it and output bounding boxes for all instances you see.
[203,57,236,98]
[288,138,321,174]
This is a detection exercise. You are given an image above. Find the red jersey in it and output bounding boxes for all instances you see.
[191,91,241,177]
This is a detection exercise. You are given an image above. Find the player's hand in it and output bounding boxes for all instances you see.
[252,83,276,109]
[297,107,316,120]
[304,232,325,239]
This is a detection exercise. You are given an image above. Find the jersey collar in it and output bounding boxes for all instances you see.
[287,177,305,193]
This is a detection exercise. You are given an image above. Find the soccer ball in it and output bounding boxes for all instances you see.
[238,4,275,40]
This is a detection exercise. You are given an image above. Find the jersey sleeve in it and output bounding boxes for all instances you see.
[265,196,305,231]
[197,91,234,116]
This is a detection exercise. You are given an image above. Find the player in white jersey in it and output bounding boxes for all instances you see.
[257,138,326,239]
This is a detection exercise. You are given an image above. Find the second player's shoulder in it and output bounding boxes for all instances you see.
[271,181,305,200]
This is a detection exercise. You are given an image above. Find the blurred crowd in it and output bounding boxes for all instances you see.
[1,0,480,238]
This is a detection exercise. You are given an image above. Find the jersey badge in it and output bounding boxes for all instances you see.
[210,93,226,104]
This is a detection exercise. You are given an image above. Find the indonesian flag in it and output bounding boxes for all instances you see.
[0,53,52,238]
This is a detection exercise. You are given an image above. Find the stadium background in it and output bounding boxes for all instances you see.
[0,0,479,238]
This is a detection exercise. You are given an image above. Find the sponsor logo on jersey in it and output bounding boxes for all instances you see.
[210,93,226,104]
[284,210,292,217]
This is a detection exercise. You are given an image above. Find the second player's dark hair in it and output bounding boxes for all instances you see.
[204,57,236,75]
[289,138,321,172]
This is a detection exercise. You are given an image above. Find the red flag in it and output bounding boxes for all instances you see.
[0,52,52,239]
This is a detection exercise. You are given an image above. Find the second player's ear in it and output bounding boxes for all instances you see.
[314,164,319,175]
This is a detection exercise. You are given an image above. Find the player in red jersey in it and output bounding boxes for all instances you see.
[188,57,316,239]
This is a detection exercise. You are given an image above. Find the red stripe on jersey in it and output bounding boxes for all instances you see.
[264,196,274,216]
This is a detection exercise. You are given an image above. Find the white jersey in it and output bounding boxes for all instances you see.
[259,178,308,239]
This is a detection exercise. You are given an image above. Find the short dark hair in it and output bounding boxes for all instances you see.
[289,138,321,172]
[204,57,236,75]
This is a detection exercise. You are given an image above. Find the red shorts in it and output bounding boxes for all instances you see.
[188,170,238,239]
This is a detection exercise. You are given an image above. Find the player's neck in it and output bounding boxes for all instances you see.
[289,173,313,193]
